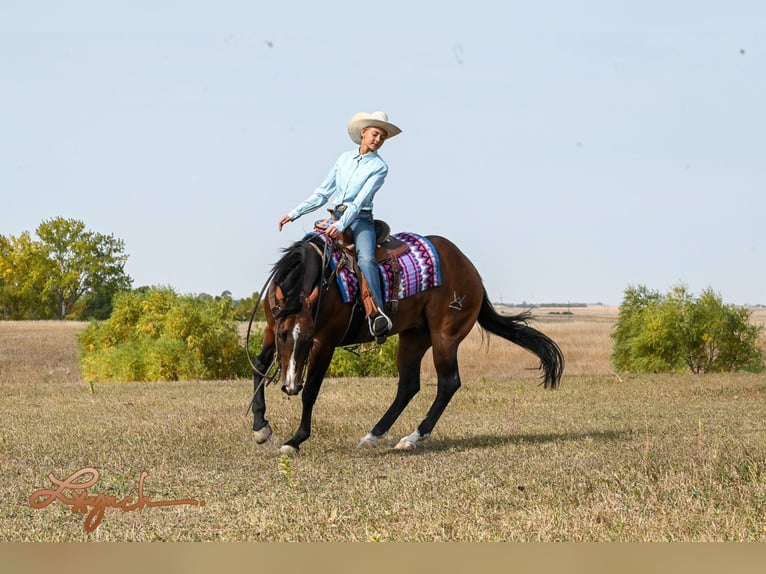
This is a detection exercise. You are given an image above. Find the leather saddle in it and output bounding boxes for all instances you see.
[314,215,409,262]
[370,220,409,262]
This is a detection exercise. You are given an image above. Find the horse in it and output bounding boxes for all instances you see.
[248,229,564,454]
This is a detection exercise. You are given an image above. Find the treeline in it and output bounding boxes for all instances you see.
[2,218,396,381]
[6,218,763,379]
[0,217,264,321]
[500,302,589,308]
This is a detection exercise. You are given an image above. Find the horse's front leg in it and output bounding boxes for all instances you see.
[252,328,275,444]
[279,347,335,455]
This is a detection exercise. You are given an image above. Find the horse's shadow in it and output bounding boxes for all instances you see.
[375,428,633,455]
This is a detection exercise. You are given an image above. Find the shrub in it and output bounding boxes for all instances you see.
[611,284,764,374]
[326,336,399,378]
[79,287,250,381]
[80,285,401,382]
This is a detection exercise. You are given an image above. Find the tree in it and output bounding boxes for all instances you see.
[0,231,51,319]
[680,288,764,373]
[611,283,764,374]
[0,218,132,319]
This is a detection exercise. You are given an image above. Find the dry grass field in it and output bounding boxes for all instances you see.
[2,311,766,541]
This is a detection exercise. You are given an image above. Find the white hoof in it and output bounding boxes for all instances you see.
[394,438,416,450]
[279,444,299,456]
[253,424,273,444]
[356,433,380,449]
[394,430,426,451]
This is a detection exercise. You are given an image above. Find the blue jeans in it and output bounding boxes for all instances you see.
[349,213,384,312]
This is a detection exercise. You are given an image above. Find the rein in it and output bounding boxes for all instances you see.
[294,236,334,385]
[244,268,279,417]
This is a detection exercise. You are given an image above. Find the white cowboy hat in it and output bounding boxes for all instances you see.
[347,111,402,145]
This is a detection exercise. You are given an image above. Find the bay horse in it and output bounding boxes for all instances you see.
[249,230,564,454]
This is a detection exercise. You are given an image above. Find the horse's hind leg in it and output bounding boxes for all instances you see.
[394,336,462,450]
[357,329,432,448]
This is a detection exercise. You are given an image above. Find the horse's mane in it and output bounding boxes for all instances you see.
[272,236,326,317]
[271,241,308,317]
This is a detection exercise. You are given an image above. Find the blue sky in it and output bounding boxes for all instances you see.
[2,1,764,305]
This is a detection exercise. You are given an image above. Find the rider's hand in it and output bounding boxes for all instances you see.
[326,225,340,239]
[278,215,292,231]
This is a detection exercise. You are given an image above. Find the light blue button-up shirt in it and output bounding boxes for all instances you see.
[288,149,388,232]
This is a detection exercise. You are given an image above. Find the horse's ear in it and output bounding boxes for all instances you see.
[305,286,319,307]
[275,285,286,306]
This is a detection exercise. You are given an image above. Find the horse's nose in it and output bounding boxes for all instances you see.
[281,381,304,396]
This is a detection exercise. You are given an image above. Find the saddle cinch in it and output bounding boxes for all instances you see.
[314,209,409,318]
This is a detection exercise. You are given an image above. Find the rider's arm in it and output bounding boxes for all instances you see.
[287,157,341,221]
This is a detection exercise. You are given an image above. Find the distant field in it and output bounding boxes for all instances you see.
[498,304,621,318]
[2,317,766,541]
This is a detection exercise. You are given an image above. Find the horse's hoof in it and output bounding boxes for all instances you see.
[394,430,422,451]
[356,433,379,449]
[279,444,299,456]
[394,439,416,451]
[253,424,273,444]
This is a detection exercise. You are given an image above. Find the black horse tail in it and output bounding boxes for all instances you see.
[477,290,564,389]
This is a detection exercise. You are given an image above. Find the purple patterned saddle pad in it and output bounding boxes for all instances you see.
[326,232,442,304]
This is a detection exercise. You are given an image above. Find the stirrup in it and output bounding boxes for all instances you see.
[370,312,392,343]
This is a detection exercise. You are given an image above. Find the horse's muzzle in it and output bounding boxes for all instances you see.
[281,382,304,396]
